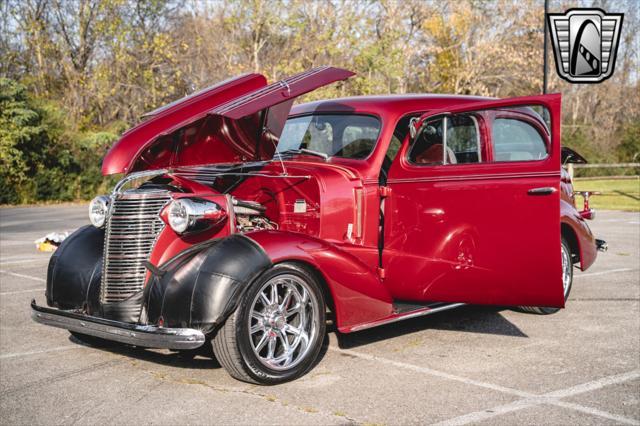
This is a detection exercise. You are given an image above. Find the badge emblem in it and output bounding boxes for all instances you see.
[547,8,623,83]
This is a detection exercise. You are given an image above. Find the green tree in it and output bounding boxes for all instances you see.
[617,122,640,162]
[0,78,117,203]
[0,78,49,203]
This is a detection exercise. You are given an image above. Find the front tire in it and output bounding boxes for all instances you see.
[519,237,573,315]
[212,263,326,384]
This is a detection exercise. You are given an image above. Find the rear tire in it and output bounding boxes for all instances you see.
[212,262,326,384]
[518,237,573,315]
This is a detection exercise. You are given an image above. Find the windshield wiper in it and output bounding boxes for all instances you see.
[274,148,329,160]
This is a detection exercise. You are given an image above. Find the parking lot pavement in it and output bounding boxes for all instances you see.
[1,205,638,425]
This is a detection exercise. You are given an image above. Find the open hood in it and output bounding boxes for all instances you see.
[102,67,355,175]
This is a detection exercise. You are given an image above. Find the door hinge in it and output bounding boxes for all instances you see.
[379,186,392,198]
[377,267,386,279]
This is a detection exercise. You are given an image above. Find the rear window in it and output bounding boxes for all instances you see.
[492,118,548,161]
[277,114,381,159]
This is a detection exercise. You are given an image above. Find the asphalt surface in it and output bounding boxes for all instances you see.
[0,205,638,425]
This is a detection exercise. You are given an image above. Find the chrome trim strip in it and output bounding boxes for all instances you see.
[173,170,311,179]
[354,188,363,239]
[348,303,465,332]
[31,300,205,350]
[211,66,330,116]
[387,170,560,184]
[113,169,169,194]
[442,115,448,164]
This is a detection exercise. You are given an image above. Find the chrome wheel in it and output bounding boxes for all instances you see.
[247,274,319,371]
[561,241,572,298]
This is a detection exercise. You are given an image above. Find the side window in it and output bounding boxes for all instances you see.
[409,118,443,164]
[492,118,547,162]
[409,114,481,165]
[446,115,481,164]
[380,114,418,184]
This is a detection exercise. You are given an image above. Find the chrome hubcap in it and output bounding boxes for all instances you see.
[248,274,318,371]
[561,244,571,297]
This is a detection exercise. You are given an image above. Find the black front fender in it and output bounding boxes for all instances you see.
[46,225,103,312]
[144,234,271,334]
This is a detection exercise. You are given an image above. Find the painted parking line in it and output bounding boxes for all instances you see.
[544,370,640,398]
[329,347,640,425]
[435,397,638,426]
[0,258,50,266]
[433,399,540,426]
[0,271,45,295]
[0,288,42,296]
[433,370,640,425]
[1,218,79,227]
[0,270,46,283]
[579,268,635,278]
[0,255,46,261]
[0,345,83,360]
[329,347,530,397]
[0,261,46,267]
[554,400,640,425]
[0,241,34,247]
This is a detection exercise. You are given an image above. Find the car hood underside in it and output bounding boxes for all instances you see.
[101,67,354,175]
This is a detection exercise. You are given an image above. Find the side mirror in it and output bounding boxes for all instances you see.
[561,147,588,165]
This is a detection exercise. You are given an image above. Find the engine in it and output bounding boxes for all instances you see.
[231,197,278,232]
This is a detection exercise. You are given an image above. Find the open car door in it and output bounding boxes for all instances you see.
[383,94,564,308]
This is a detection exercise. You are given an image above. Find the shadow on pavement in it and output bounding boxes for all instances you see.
[66,306,525,370]
[334,305,528,350]
[68,333,222,369]
[68,328,333,373]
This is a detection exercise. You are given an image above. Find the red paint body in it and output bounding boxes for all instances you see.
[102,69,600,333]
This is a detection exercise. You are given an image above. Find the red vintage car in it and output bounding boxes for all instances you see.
[32,67,606,384]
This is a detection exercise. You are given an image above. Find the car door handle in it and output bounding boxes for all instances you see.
[528,187,557,195]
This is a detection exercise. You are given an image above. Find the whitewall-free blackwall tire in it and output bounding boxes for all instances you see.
[212,262,326,384]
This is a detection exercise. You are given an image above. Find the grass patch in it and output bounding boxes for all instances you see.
[573,177,640,212]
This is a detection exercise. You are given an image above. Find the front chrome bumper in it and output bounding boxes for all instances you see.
[31,300,205,350]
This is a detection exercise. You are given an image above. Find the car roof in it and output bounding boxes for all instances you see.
[291,94,494,117]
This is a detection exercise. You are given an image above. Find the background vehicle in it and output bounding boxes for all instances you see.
[32,67,605,384]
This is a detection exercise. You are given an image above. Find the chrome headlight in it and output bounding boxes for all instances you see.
[89,195,110,228]
[166,198,225,234]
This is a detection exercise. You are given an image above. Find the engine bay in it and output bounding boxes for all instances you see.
[231,197,278,232]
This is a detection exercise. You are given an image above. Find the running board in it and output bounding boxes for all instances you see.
[345,302,465,333]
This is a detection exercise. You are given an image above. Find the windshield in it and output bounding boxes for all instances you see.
[276,114,381,159]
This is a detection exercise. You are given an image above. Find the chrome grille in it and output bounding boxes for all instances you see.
[100,191,171,304]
